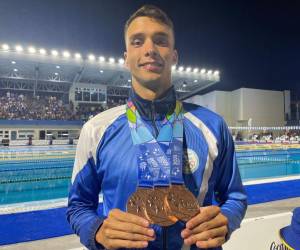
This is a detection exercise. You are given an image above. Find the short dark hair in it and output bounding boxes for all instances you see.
[124,5,175,42]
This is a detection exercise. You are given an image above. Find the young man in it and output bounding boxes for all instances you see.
[67,5,247,250]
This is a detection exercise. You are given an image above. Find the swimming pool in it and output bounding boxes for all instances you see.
[0,146,75,205]
[237,148,300,181]
[1,146,300,205]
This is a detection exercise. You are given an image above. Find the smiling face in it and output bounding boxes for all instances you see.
[124,16,178,98]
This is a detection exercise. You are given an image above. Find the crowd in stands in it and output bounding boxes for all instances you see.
[233,130,300,143]
[3,91,299,142]
[107,96,127,108]
[74,103,107,120]
[0,92,127,121]
[0,92,73,120]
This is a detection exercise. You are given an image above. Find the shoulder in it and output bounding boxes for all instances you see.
[84,105,127,131]
[183,102,225,129]
[82,105,126,135]
[79,105,127,146]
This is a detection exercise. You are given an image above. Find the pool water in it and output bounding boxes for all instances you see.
[0,146,300,205]
[237,149,300,181]
[0,146,75,205]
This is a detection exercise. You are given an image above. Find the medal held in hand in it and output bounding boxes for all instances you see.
[126,100,200,226]
[165,184,200,222]
[127,187,152,221]
[145,187,175,226]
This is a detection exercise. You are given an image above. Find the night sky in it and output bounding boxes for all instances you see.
[0,0,299,94]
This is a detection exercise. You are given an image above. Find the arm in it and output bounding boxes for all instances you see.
[181,119,247,248]
[214,119,248,239]
[67,123,155,249]
[66,124,104,250]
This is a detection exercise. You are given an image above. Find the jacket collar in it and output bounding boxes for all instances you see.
[129,85,177,120]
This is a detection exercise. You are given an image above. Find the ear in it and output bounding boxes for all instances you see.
[124,51,129,69]
[172,49,178,66]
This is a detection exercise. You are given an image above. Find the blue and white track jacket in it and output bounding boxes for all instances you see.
[67,87,247,250]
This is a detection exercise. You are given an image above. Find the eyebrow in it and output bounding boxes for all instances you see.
[129,32,169,40]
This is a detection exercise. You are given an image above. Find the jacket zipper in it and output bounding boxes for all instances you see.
[151,101,166,249]
[162,226,167,250]
[151,101,159,137]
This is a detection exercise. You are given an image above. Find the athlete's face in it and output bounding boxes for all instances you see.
[124,17,178,92]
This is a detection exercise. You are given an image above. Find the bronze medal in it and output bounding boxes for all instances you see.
[165,184,200,222]
[145,187,175,226]
[126,188,151,221]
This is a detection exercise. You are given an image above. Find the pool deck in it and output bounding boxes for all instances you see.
[1,197,299,250]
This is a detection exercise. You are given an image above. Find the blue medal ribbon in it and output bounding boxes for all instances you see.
[126,99,184,188]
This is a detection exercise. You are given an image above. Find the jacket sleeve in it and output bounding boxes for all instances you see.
[66,123,105,250]
[214,119,248,240]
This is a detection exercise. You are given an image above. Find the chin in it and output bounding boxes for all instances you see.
[140,79,163,91]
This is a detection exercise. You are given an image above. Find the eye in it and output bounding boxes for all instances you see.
[131,38,143,47]
[155,37,169,46]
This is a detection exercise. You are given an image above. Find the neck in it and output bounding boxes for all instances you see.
[129,84,176,120]
[131,79,171,101]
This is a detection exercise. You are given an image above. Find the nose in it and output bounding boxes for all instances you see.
[144,39,158,57]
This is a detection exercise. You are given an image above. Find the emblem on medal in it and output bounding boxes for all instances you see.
[126,185,200,226]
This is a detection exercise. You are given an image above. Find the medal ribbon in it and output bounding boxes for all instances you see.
[126,99,185,188]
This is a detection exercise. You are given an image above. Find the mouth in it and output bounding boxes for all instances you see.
[139,61,163,72]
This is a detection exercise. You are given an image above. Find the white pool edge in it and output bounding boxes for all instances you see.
[1,175,300,215]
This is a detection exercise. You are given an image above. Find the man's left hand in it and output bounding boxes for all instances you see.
[181,205,228,249]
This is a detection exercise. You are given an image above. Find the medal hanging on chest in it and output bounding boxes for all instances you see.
[126,99,200,226]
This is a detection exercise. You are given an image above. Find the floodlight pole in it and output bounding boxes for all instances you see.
[34,66,39,98]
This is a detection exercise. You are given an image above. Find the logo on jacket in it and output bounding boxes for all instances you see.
[183,148,199,174]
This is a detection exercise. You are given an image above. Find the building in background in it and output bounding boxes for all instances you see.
[186,88,289,128]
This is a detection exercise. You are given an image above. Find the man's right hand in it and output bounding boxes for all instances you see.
[95,209,156,249]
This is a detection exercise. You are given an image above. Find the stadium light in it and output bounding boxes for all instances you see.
[54,72,59,76]
[109,57,115,64]
[11,61,16,64]
[171,65,176,71]
[2,44,9,50]
[88,54,96,61]
[56,65,60,69]
[118,58,124,64]
[74,53,81,59]
[15,45,23,52]
[194,79,198,83]
[193,68,199,73]
[182,83,187,87]
[99,70,104,73]
[28,46,36,53]
[200,68,206,74]
[51,50,58,56]
[214,70,219,76]
[13,68,18,72]
[39,48,46,55]
[178,66,184,72]
[63,51,70,58]
[99,56,105,62]
[186,67,191,72]
[207,70,212,75]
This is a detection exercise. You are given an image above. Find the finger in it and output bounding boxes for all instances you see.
[106,229,155,242]
[181,228,192,239]
[196,237,226,248]
[189,213,228,234]
[103,219,155,237]
[186,206,220,230]
[184,226,227,245]
[109,209,150,227]
[107,239,149,249]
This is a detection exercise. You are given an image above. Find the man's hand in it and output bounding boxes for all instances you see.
[95,209,155,249]
[181,206,228,249]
